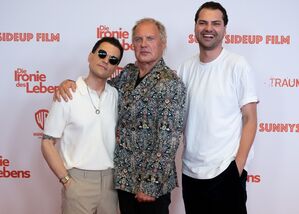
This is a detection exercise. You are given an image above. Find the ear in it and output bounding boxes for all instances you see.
[88,52,92,63]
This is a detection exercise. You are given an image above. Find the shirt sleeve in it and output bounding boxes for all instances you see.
[235,59,259,107]
[43,100,69,138]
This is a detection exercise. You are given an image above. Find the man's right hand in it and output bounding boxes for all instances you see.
[54,79,76,102]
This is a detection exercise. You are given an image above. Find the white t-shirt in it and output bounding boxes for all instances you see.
[43,76,118,170]
[177,49,258,179]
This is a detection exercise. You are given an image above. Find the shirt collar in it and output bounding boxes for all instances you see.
[76,76,110,96]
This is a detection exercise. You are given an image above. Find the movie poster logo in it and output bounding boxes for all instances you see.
[97,25,133,51]
[0,32,60,42]
[33,109,49,138]
[259,123,299,133]
[188,34,291,45]
[14,68,58,94]
[268,77,299,88]
[35,109,49,130]
[0,155,31,179]
[247,174,261,183]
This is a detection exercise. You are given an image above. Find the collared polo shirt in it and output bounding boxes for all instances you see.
[44,76,118,170]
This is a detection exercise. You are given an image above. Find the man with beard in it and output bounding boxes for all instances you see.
[177,2,258,214]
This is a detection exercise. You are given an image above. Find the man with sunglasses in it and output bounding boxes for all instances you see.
[54,18,186,214]
[41,37,123,214]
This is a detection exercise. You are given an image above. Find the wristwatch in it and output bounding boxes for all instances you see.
[59,175,70,184]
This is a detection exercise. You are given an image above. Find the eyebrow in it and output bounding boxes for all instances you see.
[198,19,222,23]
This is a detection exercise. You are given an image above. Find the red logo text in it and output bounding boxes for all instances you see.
[259,123,299,133]
[269,77,299,87]
[247,174,261,183]
[0,32,60,42]
[14,68,58,94]
[0,156,31,179]
[188,34,291,45]
[97,25,133,51]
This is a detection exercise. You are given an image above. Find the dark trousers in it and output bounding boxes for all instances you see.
[117,190,171,214]
[182,160,247,214]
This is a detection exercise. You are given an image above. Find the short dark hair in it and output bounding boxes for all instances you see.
[194,1,228,26]
[91,37,124,64]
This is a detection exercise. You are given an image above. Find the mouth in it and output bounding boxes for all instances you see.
[140,50,150,55]
[98,64,107,70]
[202,33,215,39]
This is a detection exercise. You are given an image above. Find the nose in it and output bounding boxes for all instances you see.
[99,53,110,64]
[204,23,213,31]
[102,56,109,64]
[141,38,147,47]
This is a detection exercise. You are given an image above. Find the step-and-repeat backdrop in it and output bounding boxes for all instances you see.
[1,1,298,213]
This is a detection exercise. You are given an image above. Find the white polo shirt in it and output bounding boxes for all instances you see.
[44,76,118,170]
[177,49,258,179]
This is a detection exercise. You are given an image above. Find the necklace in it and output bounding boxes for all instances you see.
[86,84,101,115]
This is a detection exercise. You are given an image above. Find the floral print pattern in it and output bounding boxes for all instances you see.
[109,59,186,198]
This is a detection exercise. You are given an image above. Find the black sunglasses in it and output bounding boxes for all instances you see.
[97,49,119,65]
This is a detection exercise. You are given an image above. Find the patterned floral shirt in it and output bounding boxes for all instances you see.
[109,59,186,198]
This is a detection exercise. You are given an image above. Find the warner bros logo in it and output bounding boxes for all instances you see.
[35,109,49,130]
